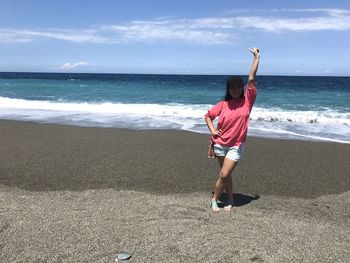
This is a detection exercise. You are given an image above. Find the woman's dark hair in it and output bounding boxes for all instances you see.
[224,75,244,101]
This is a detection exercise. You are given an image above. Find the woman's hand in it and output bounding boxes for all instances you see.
[212,129,223,137]
[249,47,260,59]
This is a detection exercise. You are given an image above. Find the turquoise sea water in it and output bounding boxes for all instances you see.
[0,72,349,143]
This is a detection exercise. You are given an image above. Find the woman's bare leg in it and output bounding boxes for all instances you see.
[210,156,225,212]
[217,156,227,198]
[224,172,234,211]
[213,157,237,211]
[217,156,233,199]
[217,156,225,168]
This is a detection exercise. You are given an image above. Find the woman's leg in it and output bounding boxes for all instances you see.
[213,157,238,211]
[210,156,225,212]
[217,155,225,168]
[223,171,234,211]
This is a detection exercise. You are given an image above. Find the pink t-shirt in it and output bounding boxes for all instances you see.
[204,84,257,147]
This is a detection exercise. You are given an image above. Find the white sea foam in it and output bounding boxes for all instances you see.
[0,97,207,118]
[250,106,350,126]
[0,96,349,143]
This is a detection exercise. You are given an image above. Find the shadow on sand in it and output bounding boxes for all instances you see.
[212,192,260,207]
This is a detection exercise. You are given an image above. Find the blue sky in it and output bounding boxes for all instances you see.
[1,0,350,75]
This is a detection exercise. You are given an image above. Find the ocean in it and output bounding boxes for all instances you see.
[0,72,349,144]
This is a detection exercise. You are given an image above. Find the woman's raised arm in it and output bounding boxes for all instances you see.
[247,47,260,88]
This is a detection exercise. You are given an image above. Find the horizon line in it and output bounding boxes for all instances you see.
[1,71,350,78]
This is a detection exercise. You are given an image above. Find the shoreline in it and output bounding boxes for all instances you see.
[0,117,348,145]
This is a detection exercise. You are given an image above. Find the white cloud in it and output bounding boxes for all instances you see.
[189,8,350,32]
[0,30,32,43]
[0,8,349,45]
[0,29,107,43]
[287,8,350,16]
[22,29,107,43]
[103,20,234,44]
[235,15,350,32]
[60,61,91,70]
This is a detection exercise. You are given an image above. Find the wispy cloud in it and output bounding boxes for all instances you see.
[1,8,349,45]
[190,8,350,32]
[102,19,234,44]
[286,8,350,16]
[0,28,107,43]
[60,61,92,70]
[234,9,350,32]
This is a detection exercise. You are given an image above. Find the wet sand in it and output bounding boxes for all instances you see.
[0,120,349,262]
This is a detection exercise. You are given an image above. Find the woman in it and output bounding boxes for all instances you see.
[204,47,260,212]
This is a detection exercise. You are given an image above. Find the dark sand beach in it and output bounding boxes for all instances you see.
[1,120,349,262]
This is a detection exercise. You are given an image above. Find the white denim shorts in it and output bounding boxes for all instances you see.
[213,143,245,162]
